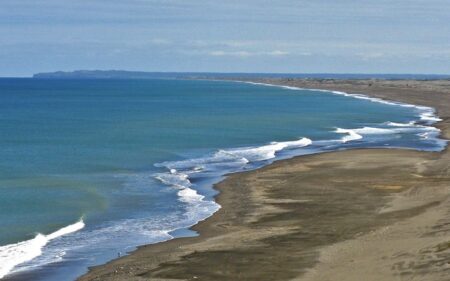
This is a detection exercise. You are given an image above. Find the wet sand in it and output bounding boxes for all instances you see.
[79,79,450,281]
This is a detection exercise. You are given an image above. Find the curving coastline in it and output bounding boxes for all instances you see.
[78,78,450,281]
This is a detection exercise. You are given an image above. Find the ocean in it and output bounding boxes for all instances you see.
[0,78,445,280]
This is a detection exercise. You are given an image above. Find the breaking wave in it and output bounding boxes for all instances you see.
[0,220,85,279]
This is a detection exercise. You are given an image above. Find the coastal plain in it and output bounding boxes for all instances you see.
[79,79,450,281]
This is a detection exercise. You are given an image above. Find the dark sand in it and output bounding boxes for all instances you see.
[79,79,450,281]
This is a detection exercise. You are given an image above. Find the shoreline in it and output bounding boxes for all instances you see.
[74,79,448,280]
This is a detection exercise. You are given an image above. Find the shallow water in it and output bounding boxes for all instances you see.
[0,78,445,280]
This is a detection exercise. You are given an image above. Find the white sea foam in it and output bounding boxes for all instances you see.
[242,81,443,128]
[385,121,416,127]
[354,127,398,134]
[418,132,430,139]
[178,187,205,203]
[385,121,440,133]
[325,91,441,126]
[420,111,442,123]
[154,138,312,208]
[155,172,192,189]
[223,138,312,162]
[243,81,443,147]
[335,121,444,148]
[0,219,85,279]
[156,138,312,173]
[155,152,249,171]
[154,168,221,236]
[154,170,206,204]
[335,128,363,143]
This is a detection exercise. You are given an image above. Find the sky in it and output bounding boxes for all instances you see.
[1,0,450,77]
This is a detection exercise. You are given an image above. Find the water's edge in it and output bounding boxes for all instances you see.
[1,80,446,280]
[76,80,446,280]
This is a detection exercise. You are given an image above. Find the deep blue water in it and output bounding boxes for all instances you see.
[0,79,445,280]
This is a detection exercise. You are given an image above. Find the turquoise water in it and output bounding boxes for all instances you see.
[0,79,445,280]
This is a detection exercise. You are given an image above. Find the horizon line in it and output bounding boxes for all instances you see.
[2,70,450,79]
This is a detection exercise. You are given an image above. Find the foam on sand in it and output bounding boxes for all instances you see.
[155,138,312,205]
[0,219,85,279]
[241,81,443,127]
[335,128,363,143]
[420,111,442,123]
[223,137,312,162]
[385,121,416,127]
[155,170,206,204]
[336,124,442,144]
[151,137,314,245]
[155,138,312,173]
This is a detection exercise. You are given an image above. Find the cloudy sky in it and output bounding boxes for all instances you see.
[1,0,450,76]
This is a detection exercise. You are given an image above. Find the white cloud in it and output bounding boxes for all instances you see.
[208,50,289,57]
[209,51,251,57]
[267,50,289,56]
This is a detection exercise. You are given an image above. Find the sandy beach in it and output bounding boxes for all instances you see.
[78,79,450,281]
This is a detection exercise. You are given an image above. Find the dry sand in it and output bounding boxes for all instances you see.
[78,79,450,281]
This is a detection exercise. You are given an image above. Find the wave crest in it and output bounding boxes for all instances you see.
[0,219,85,279]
